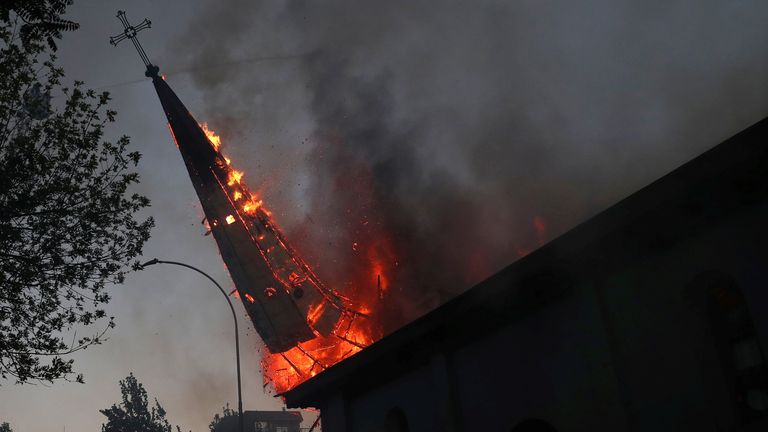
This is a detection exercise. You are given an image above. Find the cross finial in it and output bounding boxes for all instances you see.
[109,10,159,78]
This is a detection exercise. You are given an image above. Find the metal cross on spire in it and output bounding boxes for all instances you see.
[109,10,160,78]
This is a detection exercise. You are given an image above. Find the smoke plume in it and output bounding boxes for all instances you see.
[170,0,768,327]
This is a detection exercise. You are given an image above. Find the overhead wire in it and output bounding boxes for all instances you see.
[91,52,310,91]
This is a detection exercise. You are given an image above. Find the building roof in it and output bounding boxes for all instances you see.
[214,410,303,432]
[284,115,768,408]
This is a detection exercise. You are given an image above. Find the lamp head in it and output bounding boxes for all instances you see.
[138,258,159,269]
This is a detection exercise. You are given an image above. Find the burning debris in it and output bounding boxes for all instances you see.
[150,70,383,392]
[109,8,389,393]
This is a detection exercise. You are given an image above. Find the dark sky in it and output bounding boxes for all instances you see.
[1,0,767,431]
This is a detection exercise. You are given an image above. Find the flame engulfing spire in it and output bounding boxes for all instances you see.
[110,7,385,391]
[149,70,363,353]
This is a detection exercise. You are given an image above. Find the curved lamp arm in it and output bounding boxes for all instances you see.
[139,258,244,432]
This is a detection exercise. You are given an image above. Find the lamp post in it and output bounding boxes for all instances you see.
[139,258,244,432]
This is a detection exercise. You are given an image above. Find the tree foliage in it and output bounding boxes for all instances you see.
[208,403,237,432]
[0,422,12,432]
[0,0,79,51]
[0,7,153,384]
[100,374,177,432]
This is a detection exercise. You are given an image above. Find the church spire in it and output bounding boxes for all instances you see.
[109,11,354,354]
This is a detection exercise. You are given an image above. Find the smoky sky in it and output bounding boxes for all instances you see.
[2,1,767,431]
[171,0,768,322]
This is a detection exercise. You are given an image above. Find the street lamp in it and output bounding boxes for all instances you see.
[139,258,244,432]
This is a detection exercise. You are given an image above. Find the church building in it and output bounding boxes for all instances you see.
[284,116,768,431]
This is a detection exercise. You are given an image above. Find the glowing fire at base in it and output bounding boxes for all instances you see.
[199,123,385,393]
[263,314,380,389]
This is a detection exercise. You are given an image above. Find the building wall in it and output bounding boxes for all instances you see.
[597,201,768,431]
[345,364,438,431]
[451,279,626,431]
[317,201,768,431]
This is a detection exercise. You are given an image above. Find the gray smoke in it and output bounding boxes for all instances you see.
[169,0,768,326]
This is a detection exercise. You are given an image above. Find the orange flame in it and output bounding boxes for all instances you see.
[198,122,389,394]
[227,170,244,186]
[200,122,221,150]
[243,199,263,214]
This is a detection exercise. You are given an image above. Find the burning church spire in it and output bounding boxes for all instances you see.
[109,11,365,355]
